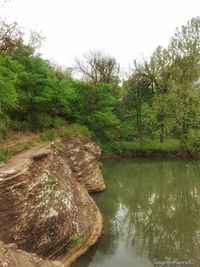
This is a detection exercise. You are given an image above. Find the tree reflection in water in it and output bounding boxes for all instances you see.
[73,159,200,267]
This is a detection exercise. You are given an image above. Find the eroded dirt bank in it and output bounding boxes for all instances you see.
[0,138,105,267]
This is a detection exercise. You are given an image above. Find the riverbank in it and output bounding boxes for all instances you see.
[0,129,199,267]
[100,139,199,159]
[0,124,92,163]
[1,131,199,164]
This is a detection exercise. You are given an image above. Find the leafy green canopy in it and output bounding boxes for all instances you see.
[0,17,200,151]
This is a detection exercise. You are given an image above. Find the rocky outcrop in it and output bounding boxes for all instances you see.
[60,139,105,192]
[0,139,105,266]
[0,241,64,267]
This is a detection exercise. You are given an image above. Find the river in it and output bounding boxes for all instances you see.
[73,158,200,267]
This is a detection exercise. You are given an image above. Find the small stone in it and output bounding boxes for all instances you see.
[6,243,18,250]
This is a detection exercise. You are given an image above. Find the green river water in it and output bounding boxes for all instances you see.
[73,158,200,267]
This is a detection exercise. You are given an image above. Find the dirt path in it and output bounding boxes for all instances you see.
[1,132,40,149]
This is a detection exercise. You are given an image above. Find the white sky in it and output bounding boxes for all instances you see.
[1,0,200,70]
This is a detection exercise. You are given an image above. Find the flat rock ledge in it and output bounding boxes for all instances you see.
[0,138,105,267]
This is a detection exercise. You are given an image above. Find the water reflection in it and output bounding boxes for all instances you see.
[73,159,200,267]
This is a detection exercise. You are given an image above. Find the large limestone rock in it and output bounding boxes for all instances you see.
[0,241,64,267]
[60,139,105,192]
[0,139,105,266]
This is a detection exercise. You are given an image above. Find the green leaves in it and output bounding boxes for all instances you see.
[121,17,200,148]
[1,16,200,148]
[0,53,20,115]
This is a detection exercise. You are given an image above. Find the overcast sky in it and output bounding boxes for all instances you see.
[1,0,200,70]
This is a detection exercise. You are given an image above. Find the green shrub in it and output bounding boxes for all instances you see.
[187,129,200,152]
[40,124,93,141]
[0,115,10,140]
[53,117,67,128]
[64,124,93,140]
[40,129,60,141]
[10,120,30,131]
[101,138,179,155]
[69,233,84,245]
[30,113,54,131]
[0,147,7,163]
[63,233,85,254]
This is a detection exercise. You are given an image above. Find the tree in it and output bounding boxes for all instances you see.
[74,50,120,86]
[123,60,153,139]
[0,52,22,136]
[167,17,200,150]
[124,17,200,147]
[72,81,119,141]
[0,20,23,54]
[27,31,45,52]
[144,47,173,142]
[0,54,18,113]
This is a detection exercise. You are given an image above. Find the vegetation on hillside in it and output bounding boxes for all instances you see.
[0,17,200,159]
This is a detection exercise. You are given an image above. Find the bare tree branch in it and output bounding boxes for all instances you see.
[74,50,120,84]
[0,20,23,53]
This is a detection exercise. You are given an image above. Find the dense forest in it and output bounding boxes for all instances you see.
[0,17,200,158]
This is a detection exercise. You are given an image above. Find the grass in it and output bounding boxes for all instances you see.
[69,233,85,245]
[0,123,93,163]
[0,147,7,163]
[63,233,85,254]
[40,124,93,142]
[101,138,180,156]
[0,126,194,163]
[0,138,41,164]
